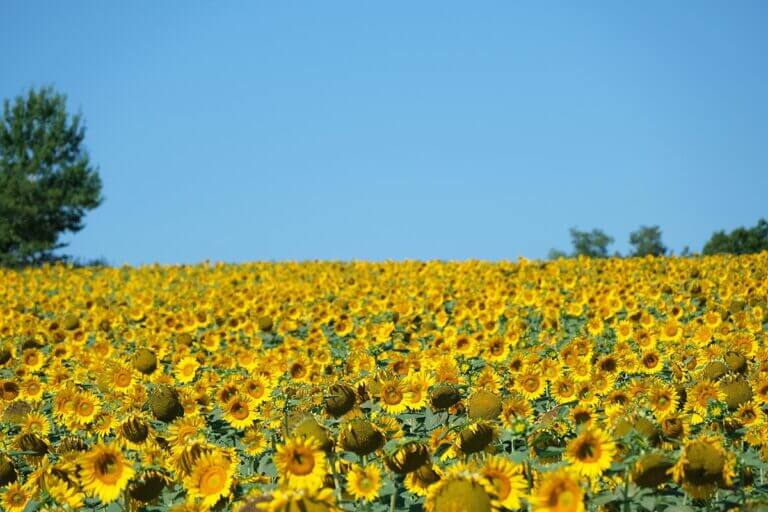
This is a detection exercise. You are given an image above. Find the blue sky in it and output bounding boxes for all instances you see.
[3,2,767,264]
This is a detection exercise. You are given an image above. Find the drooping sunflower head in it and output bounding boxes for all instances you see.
[340,419,385,456]
[458,421,496,455]
[385,441,430,474]
[672,435,736,499]
[632,451,674,488]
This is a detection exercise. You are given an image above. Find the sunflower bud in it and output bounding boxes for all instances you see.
[258,316,273,332]
[341,419,385,456]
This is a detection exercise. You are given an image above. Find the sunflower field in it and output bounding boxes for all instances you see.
[0,255,767,512]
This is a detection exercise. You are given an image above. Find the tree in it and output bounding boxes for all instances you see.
[547,248,568,260]
[0,86,102,266]
[702,219,768,255]
[629,225,667,257]
[570,228,613,258]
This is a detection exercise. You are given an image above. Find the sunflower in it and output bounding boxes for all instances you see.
[517,369,546,400]
[174,356,200,384]
[243,428,268,456]
[1,482,29,512]
[425,464,498,512]
[686,380,725,415]
[647,384,679,419]
[71,392,101,426]
[259,488,337,512]
[243,374,273,404]
[274,437,327,491]
[378,379,410,414]
[404,463,442,496]
[184,449,236,510]
[222,394,257,430]
[564,427,616,479]
[346,464,382,501]
[21,411,51,437]
[671,435,737,499]
[531,468,584,512]
[479,456,527,510]
[80,443,135,503]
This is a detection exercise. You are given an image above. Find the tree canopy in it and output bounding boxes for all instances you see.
[0,86,102,266]
[702,219,768,255]
[629,225,667,257]
[569,228,613,258]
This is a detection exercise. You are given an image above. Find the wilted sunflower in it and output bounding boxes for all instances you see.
[275,437,327,491]
[80,443,135,503]
[346,464,382,501]
[564,427,616,479]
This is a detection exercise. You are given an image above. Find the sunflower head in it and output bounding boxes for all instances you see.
[120,416,151,444]
[426,469,496,512]
[291,416,332,452]
[17,432,48,457]
[0,453,18,486]
[133,348,158,375]
[533,468,584,512]
[385,442,430,474]
[632,452,674,488]
[467,390,502,421]
[2,401,32,424]
[341,419,385,456]
[128,470,168,503]
[324,383,357,417]
[430,384,461,411]
[458,422,495,454]
[81,444,136,504]
[720,377,753,410]
[148,386,184,422]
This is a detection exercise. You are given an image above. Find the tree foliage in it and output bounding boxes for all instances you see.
[569,228,613,258]
[0,86,102,266]
[702,219,768,256]
[628,225,666,257]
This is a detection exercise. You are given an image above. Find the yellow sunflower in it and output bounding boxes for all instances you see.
[531,468,584,512]
[174,356,201,384]
[1,482,29,512]
[222,394,257,430]
[479,455,528,510]
[425,464,498,512]
[80,443,135,503]
[184,449,236,510]
[274,437,327,491]
[564,428,616,479]
[346,464,382,502]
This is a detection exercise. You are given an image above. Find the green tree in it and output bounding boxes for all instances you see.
[0,86,102,266]
[569,228,613,258]
[629,225,667,257]
[702,219,768,255]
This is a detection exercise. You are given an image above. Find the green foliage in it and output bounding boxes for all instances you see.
[569,227,613,258]
[0,86,102,266]
[629,225,667,257]
[547,248,568,260]
[702,219,768,255]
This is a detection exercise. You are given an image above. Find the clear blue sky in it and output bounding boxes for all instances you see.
[3,2,767,264]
